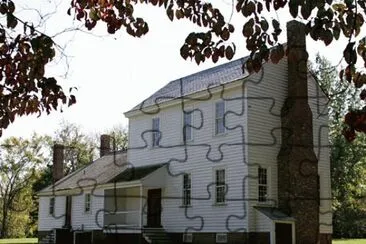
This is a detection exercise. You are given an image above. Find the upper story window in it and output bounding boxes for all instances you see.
[183,111,193,142]
[152,118,160,147]
[85,193,91,213]
[215,169,226,204]
[258,167,268,202]
[49,197,55,215]
[182,173,191,206]
[215,101,225,135]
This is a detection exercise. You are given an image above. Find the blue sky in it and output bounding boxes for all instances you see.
[2,0,352,138]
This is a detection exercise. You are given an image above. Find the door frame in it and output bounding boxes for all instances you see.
[270,220,295,244]
[146,188,162,228]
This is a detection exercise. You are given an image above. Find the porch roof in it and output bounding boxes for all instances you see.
[254,206,295,222]
[109,163,166,183]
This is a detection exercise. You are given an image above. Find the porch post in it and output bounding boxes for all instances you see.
[139,185,143,229]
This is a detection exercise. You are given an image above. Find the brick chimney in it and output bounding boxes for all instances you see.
[53,144,64,183]
[277,20,319,243]
[100,134,111,157]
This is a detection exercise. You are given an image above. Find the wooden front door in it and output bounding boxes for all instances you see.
[275,223,293,244]
[147,189,162,227]
[64,196,72,228]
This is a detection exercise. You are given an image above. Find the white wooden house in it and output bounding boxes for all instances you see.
[37,20,332,244]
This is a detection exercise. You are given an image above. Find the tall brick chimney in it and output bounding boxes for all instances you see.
[53,144,64,183]
[277,20,319,243]
[100,134,111,157]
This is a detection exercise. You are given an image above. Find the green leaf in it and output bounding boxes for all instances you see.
[89,8,99,21]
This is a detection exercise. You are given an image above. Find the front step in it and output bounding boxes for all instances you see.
[143,228,172,244]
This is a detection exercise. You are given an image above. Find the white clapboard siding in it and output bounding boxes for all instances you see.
[127,60,288,233]
[246,58,287,232]
[308,75,333,234]
[128,76,249,232]
[71,189,104,230]
[38,196,66,231]
[127,56,332,234]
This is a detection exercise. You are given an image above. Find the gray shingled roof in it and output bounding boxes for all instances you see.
[39,151,128,193]
[128,57,248,112]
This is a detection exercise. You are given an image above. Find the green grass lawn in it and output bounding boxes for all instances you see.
[333,240,366,244]
[0,238,38,244]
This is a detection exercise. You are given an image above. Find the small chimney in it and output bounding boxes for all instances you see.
[53,144,64,183]
[100,134,111,157]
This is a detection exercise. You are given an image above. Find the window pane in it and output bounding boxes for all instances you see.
[258,168,267,185]
[258,186,267,202]
[152,118,160,146]
[215,170,225,203]
[184,113,192,141]
[216,102,225,118]
[258,168,268,202]
[215,101,225,134]
[183,174,191,205]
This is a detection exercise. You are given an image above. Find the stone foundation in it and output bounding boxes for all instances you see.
[168,232,270,244]
[38,230,52,241]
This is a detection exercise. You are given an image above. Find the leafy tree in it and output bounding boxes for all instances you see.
[0,134,48,238]
[2,0,366,137]
[312,54,366,238]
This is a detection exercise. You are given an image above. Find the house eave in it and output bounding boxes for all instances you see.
[124,75,249,118]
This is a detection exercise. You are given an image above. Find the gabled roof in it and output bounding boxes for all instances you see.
[126,56,249,114]
[39,151,128,193]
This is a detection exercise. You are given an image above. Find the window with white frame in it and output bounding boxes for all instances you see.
[183,111,193,141]
[215,101,225,135]
[85,193,91,213]
[258,167,268,202]
[182,173,191,206]
[49,197,55,215]
[215,169,226,204]
[152,118,160,147]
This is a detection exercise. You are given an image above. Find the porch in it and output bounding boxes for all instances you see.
[102,163,167,233]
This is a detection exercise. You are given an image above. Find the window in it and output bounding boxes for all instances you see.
[49,197,55,215]
[215,169,226,204]
[152,118,160,147]
[216,233,227,243]
[215,101,225,135]
[183,111,193,141]
[183,233,193,243]
[85,193,91,213]
[258,167,268,202]
[182,173,191,206]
